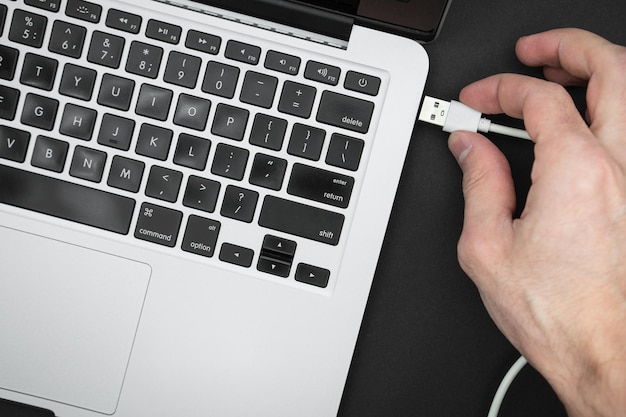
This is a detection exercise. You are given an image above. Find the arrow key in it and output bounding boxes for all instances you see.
[295,263,330,288]
[261,235,296,258]
[257,256,291,278]
[219,243,254,268]
[257,235,296,278]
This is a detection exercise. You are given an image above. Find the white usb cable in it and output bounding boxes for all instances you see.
[487,356,529,417]
[418,96,531,140]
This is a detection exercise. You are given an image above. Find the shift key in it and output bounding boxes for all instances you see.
[259,196,344,246]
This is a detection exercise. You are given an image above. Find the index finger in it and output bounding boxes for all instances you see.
[515,29,626,141]
[459,73,592,145]
[515,29,622,83]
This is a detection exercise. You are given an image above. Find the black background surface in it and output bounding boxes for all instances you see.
[339,1,626,416]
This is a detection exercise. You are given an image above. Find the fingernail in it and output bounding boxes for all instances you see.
[448,131,473,165]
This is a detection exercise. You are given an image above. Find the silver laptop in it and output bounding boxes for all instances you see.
[0,0,447,415]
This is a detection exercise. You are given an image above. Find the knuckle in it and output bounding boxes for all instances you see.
[603,44,626,70]
[543,82,572,103]
[578,151,621,189]
[457,227,504,278]
[461,165,490,196]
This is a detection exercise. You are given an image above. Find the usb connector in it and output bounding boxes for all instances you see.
[418,96,531,140]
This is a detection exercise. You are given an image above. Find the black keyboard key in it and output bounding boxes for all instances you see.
[145,165,183,203]
[31,136,69,173]
[135,84,172,121]
[287,163,354,209]
[186,30,221,55]
[106,9,141,34]
[0,164,135,235]
[257,256,291,278]
[249,114,287,151]
[134,202,182,247]
[249,153,287,191]
[174,133,211,171]
[219,243,254,267]
[173,94,211,131]
[202,61,240,99]
[225,40,261,65]
[164,52,202,88]
[25,0,61,12]
[295,263,330,288]
[97,74,135,111]
[304,61,340,85]
[9,10,47,48]
[0,45,19,80]
[257,235,297,278]
[211,143,249,181]
[88,31,125,68]
[66,0,102,23]
[259,196,344,246]
[49,21,87,58]
[136,123,173,161]
[59,103,97,140]
[220,185,259,223]
[20,53,58,91]
[107,155,145,193]
[21,93,59,131]
[182,215,221,258]
[0,125,30,162]
[240,71,278,109]
[344,71,381,96]
[69,146,107,182]
[265,50,300,76]
[126,41,163,79]
[261,235,297,258]
[325,133,365,171]
[146,19,182,44]
[0,5,7,37]
[211,103,249,141]
[0,85,20,120]
[278,81,316,118]
[183,175,220,213]
[97,113,135,150]
[59,64,97,101]
[287,123,325,161]
[316,91,374,134]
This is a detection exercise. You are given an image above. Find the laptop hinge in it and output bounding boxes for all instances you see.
[154,0,353,49]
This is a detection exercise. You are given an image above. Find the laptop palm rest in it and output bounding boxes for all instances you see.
[0,227,151,414]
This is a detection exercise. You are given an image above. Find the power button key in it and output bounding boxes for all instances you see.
[344,71,381,96]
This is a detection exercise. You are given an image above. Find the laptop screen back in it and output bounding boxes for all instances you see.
[294,0,450,39]
[198,0,450,41]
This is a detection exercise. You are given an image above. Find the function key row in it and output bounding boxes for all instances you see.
[11,3,381,95]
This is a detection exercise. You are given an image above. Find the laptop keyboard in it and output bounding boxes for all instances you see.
[0,0,385,290]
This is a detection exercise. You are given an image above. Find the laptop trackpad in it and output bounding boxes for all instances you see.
[0,227,151,414]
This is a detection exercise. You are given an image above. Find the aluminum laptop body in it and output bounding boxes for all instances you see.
[0,0,431,415]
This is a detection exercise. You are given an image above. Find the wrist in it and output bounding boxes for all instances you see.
[537,299,626,417]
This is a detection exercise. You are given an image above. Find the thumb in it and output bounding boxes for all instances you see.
[448,131,516,277]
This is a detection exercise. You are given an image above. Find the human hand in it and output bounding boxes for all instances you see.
[448,28,626,417]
